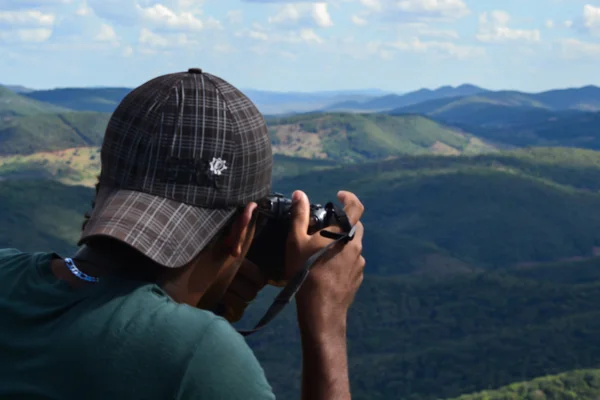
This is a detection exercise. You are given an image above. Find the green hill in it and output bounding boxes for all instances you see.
[240,259,600,400]
[451,369,600,400]
[5,146,600,273]
[0,111,109,155]
[272,147,600,272]
[0,179,92,256]
[0,88,110,155]
[0,85,69,116]
[6,148,600,399]
[445,111,600,151]
[266,112,497,162]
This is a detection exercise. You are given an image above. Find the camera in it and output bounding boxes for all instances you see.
[245,193,341,283]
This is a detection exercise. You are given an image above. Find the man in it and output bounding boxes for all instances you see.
[0,68,366,399]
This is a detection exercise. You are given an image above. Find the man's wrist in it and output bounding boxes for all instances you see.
[296,298,348,340]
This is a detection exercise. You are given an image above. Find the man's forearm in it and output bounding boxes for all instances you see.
[298,314,351,400]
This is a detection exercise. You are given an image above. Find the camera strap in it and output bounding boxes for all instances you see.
[237,202,356,337]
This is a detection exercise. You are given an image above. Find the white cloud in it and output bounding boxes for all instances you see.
[122,45,133,57]
[584,4,600,34]
[136,4,204,31]
[0,28,53,43]
[139,28,169,47]
[546,19,554,29]
[557,38,600,58]
[138,27,197,52]
[268,3,333,28]
[249,29,269,40]
[417,27,459,39]
[76,1,93,16]
[312,3,333,27]
[389,37,484,59]
[0,10,55,26]
[95,23,117,43]
[300,28,323,43]
[214,43,235,53]
[360,0,382,12]
[395,0,469,19]
[0,0,71,8]
[226,10,243,24]
[564,20,573,28]
[242,25,324,45]
[352,15,367,26]
[476,11,541,43]
[360,0,469,21]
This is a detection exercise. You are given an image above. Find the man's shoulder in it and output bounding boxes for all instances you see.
[175,316,276,400]
[0,248,54,276]
[0,248,21,258]
[102,290,275,399]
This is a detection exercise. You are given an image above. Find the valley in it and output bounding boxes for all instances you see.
[4,82,600,399]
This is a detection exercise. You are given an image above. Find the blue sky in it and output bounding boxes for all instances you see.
[1,0,600,93]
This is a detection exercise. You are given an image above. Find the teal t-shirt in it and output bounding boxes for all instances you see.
[0,248,276,400]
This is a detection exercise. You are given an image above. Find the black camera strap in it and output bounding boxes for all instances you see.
[236,203,356,337]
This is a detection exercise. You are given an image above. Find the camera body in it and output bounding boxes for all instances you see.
[246,193,338,282]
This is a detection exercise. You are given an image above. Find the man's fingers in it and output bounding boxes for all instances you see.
[337,190,365,226]
[290,190,310,240]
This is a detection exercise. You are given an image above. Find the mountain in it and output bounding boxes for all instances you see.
[0,85,69,116]
[23,87,131,113]
[242,260,600,400]
[7,147,600,399]
[6,86,392,115]
[265,112,497,162]
[387,86,600,127]
[242,89,393,114]
[0,87,110,155]
[445,111,600,151]
[326,84,488,112]
[0,111,498,183]
[1,84,34,94]
[7,147,600,272]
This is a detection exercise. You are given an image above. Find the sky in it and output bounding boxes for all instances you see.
[1,0,600,93]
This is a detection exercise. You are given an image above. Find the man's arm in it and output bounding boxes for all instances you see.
[287,190,366,400]
[297,309,350,400]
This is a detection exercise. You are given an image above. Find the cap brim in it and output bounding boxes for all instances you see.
[79,187,237,268]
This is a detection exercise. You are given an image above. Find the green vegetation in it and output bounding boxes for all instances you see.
[0,179,92,257]
[0,111,109,155]
[451,369,600,400]
[241,259,600,400]
[7,82,600,399]
[266,112,497,162]
[272,147,600,272]
[6,147,600,399]
[0,85,69,116]
[0,87,109,156]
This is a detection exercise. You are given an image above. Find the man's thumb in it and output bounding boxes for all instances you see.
[290,190,310,240]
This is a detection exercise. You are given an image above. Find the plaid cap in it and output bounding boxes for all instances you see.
[79,68,273,268]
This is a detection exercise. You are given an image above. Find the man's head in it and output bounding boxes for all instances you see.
[79,68,272,307]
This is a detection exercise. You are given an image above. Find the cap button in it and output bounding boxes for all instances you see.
[188,68,203,74]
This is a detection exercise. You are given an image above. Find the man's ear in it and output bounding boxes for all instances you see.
[222,202,258,258]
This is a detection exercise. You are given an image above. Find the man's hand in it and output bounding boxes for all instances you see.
[218,259,268,323]
[285,189,365,400]
[286,190,365,328]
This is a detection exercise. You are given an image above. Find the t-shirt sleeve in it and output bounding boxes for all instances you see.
[0,248,21,261]
[175,317,277,400]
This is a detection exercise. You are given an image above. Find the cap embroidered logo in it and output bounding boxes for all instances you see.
[209,157,228,176]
